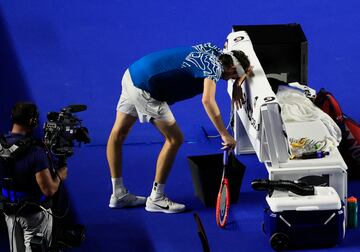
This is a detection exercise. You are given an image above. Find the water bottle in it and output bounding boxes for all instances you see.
[347,196,358,229]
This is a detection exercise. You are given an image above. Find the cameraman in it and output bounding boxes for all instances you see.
[0,102,67,252]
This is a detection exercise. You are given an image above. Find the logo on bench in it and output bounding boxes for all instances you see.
[264,96,275,102]
[234,36,245,43]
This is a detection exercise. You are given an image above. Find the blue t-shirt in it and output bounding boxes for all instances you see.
[129,43,223,104]
[0,133,49,193]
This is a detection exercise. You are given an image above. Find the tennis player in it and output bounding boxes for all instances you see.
[107,43,252,213]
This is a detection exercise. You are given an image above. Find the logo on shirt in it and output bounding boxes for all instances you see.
[181,52,222,83]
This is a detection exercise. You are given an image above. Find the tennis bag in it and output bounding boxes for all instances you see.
[314,88,360,179]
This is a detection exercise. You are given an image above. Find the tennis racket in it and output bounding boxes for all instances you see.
[216,150,230,228]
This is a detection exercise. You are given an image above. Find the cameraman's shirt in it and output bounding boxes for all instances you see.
[129,43,223,104]
[0,133,49,193]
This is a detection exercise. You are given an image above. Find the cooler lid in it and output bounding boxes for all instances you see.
[266,186,341,212]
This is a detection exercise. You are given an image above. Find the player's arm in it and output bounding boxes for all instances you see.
[202,78,235,150]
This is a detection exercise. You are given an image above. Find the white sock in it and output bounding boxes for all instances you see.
[150,182,165,200]
[112,177,126,196]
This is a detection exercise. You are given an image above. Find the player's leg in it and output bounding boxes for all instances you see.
[107,69,146,208]
[145,119,186,214]
[107,111,146,208]
[107,111,137,179]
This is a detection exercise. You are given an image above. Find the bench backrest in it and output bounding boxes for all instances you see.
[225,31,290,166]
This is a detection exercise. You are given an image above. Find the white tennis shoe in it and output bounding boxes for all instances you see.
[109,191,146,208]
[145,196,186,213]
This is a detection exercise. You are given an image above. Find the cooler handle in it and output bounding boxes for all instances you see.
[296,206,320,211]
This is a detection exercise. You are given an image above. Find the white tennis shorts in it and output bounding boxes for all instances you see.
[116,69,175,123]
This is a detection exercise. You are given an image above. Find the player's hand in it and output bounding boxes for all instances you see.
[232,66,254,110]
[245,66,254,77]
[221,133,236,150]
[232,76,245,110]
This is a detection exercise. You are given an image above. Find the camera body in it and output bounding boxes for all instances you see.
[43,105,90,157]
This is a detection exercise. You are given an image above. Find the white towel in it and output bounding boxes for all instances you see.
[276,85,342,146]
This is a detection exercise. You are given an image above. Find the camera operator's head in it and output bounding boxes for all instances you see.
[11,102,39,134]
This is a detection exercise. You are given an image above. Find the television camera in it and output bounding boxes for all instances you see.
[43,104,90,157]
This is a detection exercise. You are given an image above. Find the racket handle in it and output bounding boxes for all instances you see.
[223,150,229,166]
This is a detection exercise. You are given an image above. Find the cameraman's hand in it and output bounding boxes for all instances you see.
[36,166,67,196]
[57,156,68,169]
[57,166,68,181]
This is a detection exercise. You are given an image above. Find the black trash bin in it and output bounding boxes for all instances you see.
[187,153,246,207]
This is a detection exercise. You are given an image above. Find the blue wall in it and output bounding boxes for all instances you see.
[1,0,359,144]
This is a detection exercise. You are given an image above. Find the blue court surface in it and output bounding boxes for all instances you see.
[1,1,360,251]
[1,140,359,252]
[44,143,360,252]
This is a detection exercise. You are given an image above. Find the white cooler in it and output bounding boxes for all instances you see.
[263,186,345,250]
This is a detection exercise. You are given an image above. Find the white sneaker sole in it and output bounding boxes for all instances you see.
[109,195,146,208]
[145,205,185,214]
[109,202,127,208]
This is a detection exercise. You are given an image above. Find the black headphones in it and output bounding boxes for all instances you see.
[28,112,39,128]
[11,102,39,129]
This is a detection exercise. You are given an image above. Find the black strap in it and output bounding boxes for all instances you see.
[0,134,48,205]
[0,135,40,159]
[0,134,17,192]
[251,179,315,197]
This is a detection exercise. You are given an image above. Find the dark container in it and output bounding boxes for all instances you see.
[187,153,246,207]
[232,23,308,85]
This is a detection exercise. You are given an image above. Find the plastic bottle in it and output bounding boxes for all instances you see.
[347,196,358,229]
